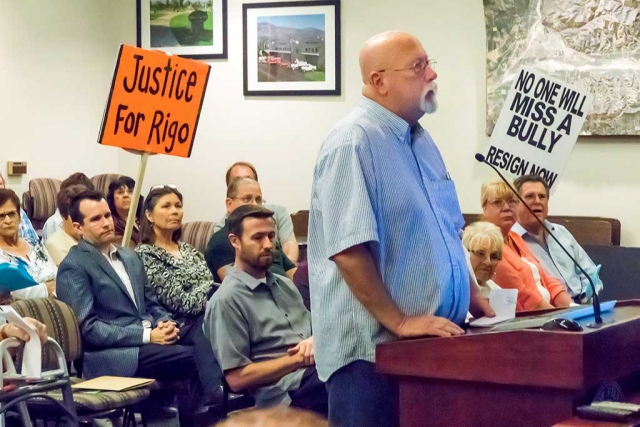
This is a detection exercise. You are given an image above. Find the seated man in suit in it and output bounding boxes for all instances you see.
[204,204,327,415]
[56,190,203,405]
[512,174,603,302]
[205,177,296,282]
[214,162,300,262]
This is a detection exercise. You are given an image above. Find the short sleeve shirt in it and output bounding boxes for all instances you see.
[204,267,311,407]
[308,96,470,380]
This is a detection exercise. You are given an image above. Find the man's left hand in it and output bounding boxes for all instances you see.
[469,295,495,319]
[287,336,314,366]
[157,320,177,330]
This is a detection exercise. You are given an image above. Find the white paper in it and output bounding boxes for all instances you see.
[469,289,518,327]
[0,306,41,377]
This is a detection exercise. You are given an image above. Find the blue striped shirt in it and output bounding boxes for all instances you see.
[19,209,39,247]
[308,96,470,381]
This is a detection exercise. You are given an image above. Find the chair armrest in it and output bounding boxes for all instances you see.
[0,337,22,384]
[42,337,69,377]
[0,337,69,385]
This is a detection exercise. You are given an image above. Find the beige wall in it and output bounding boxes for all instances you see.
[0,1,136,194]
[3,0,639,244]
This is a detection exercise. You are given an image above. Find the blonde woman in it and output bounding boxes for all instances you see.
[462,221,503,298]
[480,181,571,311]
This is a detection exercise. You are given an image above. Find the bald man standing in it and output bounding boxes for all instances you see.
[308,32,494,427]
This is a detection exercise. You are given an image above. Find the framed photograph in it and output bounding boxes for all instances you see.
[137,0,228,60]
[243,0,341,96]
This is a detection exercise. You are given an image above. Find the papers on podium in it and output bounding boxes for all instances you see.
[469,289,518,327]
[490,300,617,332]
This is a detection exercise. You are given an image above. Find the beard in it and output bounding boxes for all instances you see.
[245,251,274,271]
[420,82,438,114]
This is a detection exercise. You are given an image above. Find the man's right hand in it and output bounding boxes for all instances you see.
[395,315,464,338]
[150,325,179,345]
[287,337,315,366]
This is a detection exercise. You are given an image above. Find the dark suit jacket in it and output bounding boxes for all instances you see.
[56,239,171,378]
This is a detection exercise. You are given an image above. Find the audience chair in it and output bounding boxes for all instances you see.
[182,221,216,254]
[462,213,621,246]
[219,379,254,420]
[0,335,78,427]
[291,210,309,242]
[10,298,151,426]
[91,174,122,197]
[21,178,61,230]
[290,210,309,264]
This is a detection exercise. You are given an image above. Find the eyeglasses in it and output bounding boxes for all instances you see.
[0,210,18,222]
[378,58,437,76]
[150,184,178,191]
[471,250,502,262]
[523,193,548,202]
[231,196,263,205]
[488,198,519,208]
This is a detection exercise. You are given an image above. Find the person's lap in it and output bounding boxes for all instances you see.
[178,316,224,394]
[135,343,195,382]
[289,366,328,417]
[326,360,399,427]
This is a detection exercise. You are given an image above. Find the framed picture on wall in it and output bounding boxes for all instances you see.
[243,0,341,96]
[137,0,228,60]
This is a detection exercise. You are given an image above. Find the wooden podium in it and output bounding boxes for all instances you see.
[376,301,640,427]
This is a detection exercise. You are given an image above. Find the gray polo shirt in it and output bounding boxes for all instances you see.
[204,267,311,407]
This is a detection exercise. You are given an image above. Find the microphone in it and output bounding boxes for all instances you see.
[475,153,603,327]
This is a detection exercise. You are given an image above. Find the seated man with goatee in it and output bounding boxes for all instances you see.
[204,205,327,416]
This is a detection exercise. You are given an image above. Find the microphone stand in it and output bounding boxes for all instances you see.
[475,153,604,327]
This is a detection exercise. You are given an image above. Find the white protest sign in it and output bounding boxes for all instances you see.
[483,68,594,192]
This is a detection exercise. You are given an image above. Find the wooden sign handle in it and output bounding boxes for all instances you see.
[121,151,149,248]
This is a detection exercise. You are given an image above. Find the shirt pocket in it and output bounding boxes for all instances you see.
[423,180,464,237]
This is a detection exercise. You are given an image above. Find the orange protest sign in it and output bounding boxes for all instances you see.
[98,45,210,158]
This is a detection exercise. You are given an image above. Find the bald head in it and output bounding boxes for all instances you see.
[359,31,422,83]
[226,177,263,215]
[227,177,259,199]
[358,31,438,125]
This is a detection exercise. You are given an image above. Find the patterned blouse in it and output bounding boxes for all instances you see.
[135,242,216,324]
[0,241,56,299]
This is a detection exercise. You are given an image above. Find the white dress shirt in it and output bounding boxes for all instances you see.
[102,245,151,343]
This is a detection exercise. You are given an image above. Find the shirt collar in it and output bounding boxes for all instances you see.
[229,266,276,291]
[107,244,119,261]
[359,96,412,143]
[512,221,555,237]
